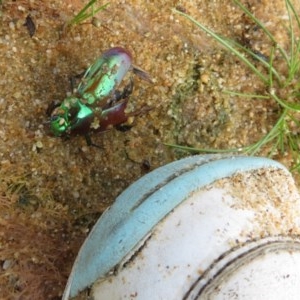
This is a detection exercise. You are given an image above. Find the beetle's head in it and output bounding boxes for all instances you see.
[50,114,70,136]
[50,97,94,137]
[49,97,79,136]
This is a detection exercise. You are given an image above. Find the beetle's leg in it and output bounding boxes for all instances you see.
[121,78,134,99]
[46,100,61,117]
[104,78,134,109]
[115,123,133,132]
[111,78,133,103]
[69,70,86,92]
[112,78,152,132]
[114,105,153,132]
[84,134,103,149]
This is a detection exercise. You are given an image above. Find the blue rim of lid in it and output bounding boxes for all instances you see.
[63,155,287,299]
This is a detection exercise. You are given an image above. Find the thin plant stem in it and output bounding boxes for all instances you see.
[68,1,109,26]
[173,9,269,84]
[232,0,290,64]
[170,0,300,172]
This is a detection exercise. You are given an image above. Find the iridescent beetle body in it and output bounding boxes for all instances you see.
[50,47,149,143]
[77,47,132,105]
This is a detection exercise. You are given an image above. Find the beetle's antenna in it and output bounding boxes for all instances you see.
[132,65,153,83]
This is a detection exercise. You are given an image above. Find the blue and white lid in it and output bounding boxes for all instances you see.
[63,155,300,299]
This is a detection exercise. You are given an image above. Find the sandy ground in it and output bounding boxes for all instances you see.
[0,0,300,298]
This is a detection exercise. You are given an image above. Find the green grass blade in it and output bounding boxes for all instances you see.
[226,37,281,83]
[286,0,300,29]
[163,143,241,154]
[171,0,300,173]
[223,90,269,99]
[69,1,109,26]
[270,92,300,111]
[233,0,289,64]
[174,9,269,84]
[244,110,287,155]
[268,46,276,87]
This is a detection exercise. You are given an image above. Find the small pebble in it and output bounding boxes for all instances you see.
[3,260,13,270]
[201,73,210,84]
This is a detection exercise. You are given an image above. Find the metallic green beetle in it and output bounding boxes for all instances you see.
[50,47,149,141]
